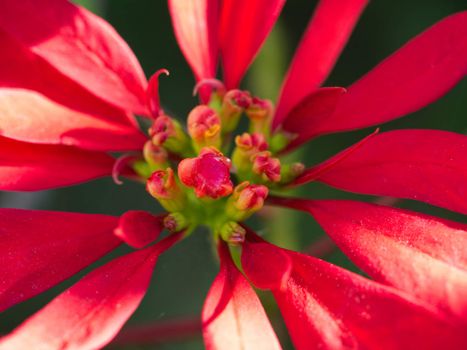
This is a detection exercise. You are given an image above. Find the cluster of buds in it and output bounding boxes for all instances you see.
[139,81,302,244]
[232,132,282,184]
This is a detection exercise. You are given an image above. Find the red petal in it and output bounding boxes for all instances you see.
[279,87,347,151]
[270,198,467,324]
[242,236,467,349]
[305,11,467,136]
[0,209,120,312]
[0,234,181,350]
[114,211,165,249]
[0,137,114,191]
[0,88,146,151]
[240,233,292,291]
[300,130,467,214]
[220,0,285,89]
[274,0,368,128]
[168,0,218,82]
[293,128,379,183]
[0,0,148,115]
[0,29,139,128]
[202,241,281,350]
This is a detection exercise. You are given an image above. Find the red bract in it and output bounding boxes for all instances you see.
[0,0,466,349]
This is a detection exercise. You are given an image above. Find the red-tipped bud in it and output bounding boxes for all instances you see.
[232,133,268,175]
[280,162,306,184]
[178,147,233,199]
[149,115,174,145]
[220,89,252,132]
[143,141,168,170]
[252,151,281,183]
[149,115,191,156]
[219,221,246,245]
[235,132,268,153]
[147,168,186,212]
[246,97,273,120]
[233,182,269,211]
[226,182,268,221]
[187,105,221,151]
[246,97,273,134]
[163,212,188,232]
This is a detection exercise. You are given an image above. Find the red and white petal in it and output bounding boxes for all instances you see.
[242,236,467,350]
[269,197,467,323]
[0,88,146,151]
[114,210,165,249]
[0,137,115,191]
[304,11,467,136]
[0,0,148,116]
[296,130,467,214]
[0,209,120,312]
[202,241,282,350]
[220,0,285,89]
[274,0,368,128]
[168,0,218,82]
[0,30,139,128]
[0,233,181,350]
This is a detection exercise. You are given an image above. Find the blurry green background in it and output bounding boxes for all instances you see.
[1,0,466,349]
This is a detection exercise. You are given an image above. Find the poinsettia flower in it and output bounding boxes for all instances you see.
[0,0,466,349]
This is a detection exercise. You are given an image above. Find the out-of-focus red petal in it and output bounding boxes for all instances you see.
[274,0,368,128]
[0,30,139,128]
[301,11,467,136]
[0,209,120,313]
[242,235,467,349]
[220,0,285,89]
[0,137,114,191]
[114,211,165,249]
[202,241,282,350]
[168,0,218,82]
[0,88,146,151]
[296,130,467,214]
[0,0,148,116]
[0,233,181,350]
[279,87,346,151]
[269,197,467,324]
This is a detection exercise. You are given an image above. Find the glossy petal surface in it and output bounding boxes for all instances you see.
[242,236,467,349]
[0,234,181,350]
[296,130,467,214]
[0,88,146,151]
[0,0,148,115]
[304,11,467,136]
[0,137,114,191]
[274,0,368,127]
[202,241,281,350]
[0,209,119,312]
[220,0,285,89]
[270,198,467,324]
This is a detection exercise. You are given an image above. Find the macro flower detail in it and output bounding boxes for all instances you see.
[0,1,466,350]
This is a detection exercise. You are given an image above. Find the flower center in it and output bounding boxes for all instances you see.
[138,80,302,244]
